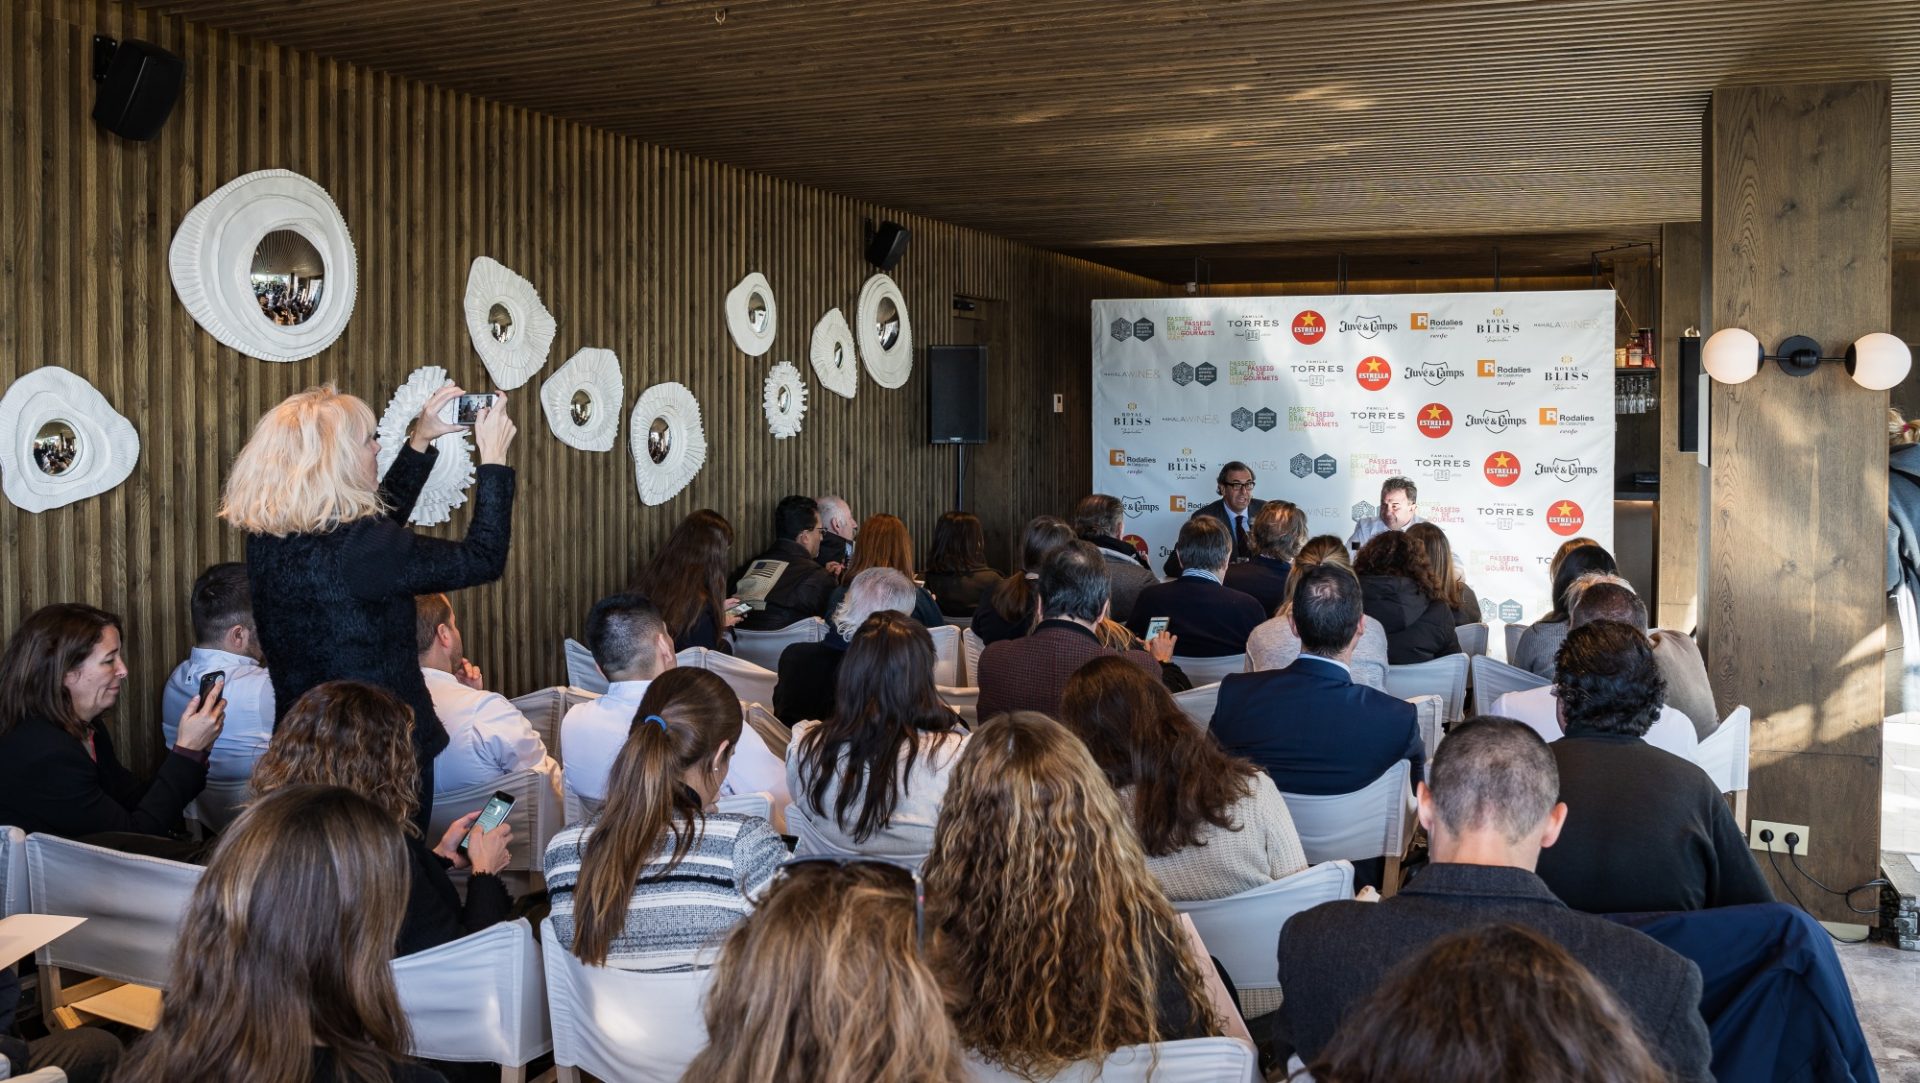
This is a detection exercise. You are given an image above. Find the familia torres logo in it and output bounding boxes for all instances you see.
[1546,500,1587,536]
[1416,403,1453,439]
[1413,454,1472,484]
[1110,317,1157,342]
[1292,310,1327,345]
[1354,355,1393,391]
[1483,451,1523,487]
[1228,314,1287,342]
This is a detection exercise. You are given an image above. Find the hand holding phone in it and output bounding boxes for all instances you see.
[197,669,226,707]
[454,392,498,426]
[1145,616,1171,641]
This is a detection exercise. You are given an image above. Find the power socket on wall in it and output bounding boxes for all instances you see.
[1749,820,1812,857]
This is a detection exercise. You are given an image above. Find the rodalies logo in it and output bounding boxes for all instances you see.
[1483,451,1522,487]
[1410,312,1465,337]
[1292,310,1327,345]
[1339,314,1400,339]
[1537,457,1600,483]
[1476,358,1533,385]
[1355,355,1393,391]
[1539,407,1596,430]
[1289,406,1339,432]
[1120,497,1162,518]
[1166,315,1214,340]
[1108,449,1157,473]
[1169,496,1189,513]
[1546,500,1587,536]
[1464,409,1526,433]
[1416,402,1453,438]
[1110,317,1157,342]
[1406,360,1467,386]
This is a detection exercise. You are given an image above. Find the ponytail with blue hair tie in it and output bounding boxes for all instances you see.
[641,713,669,733]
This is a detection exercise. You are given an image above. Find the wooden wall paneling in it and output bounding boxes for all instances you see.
[1657,222,1704,635]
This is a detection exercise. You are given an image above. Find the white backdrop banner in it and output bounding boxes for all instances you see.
[1091,291,1616,626]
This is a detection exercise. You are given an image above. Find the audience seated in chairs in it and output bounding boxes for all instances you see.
[971,515,1075,645]
[250,680,514,957]
[1305,923,1672,1083]
[976,541,1167,722]
[0,602,224,843]
[786,612,969,862]
[1223,499,1307,617]
[1353,529,1462,664]
[560,594,678,809]
[1073,493,1159,622]
[542,668,787,971]
[923,510,1004,620]
[162,562,275,793]
[1490,579,1699,762]
[635,508,743,653]
[1058,656,1305,1018]
[684,860,966,1083]
[416,593,556,795]
[1126,516,1266,657]
[824,514,946,629]
[1277,718,1711,1081]
[774,568,919,726]
[1245,535,1391,688]
[1511,536,1616,677]
[118,785,450,1083]
[1406,521,1481,627]
[732,495,840,631]
[1532,622,1772,914]
[925,712,1221,1076]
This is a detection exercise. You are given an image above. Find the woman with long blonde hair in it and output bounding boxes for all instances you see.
[116,784,445,1083]
[222,382,518,834]
[827,513,947,627]
[1244,535,1391,686]
[924,712,1218,1078]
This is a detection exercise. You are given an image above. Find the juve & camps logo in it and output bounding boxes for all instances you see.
[1477,307,1518,342]
[1228,359,1280,384]
[1546,500,1587,536]
[1410,312,1465,337]
[1349,408,1407,435]
[1355,355,1393,391]
[1339,314,1399,339]
[1111,402,1150,433]
[1464,408,1526,433]
[1543,354,1591,384]
[1407,360,1467,386]
[1483,451,1522,487]
[1537,457,1600,483]
[1414,454,1472,483]
[1290,453,1340,479]
[1110,316,1157,342]
[1166,315,1214,340]
[1291,310,1326,345]
[1416,402,1453,439]
[1288,406,1338,432]
[1120,496,1161,518]
[1229,314,1287,342]
[1164,449,1208,479]
[1475,503,1537,532]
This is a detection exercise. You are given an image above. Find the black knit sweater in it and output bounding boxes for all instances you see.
[246,445,517,832]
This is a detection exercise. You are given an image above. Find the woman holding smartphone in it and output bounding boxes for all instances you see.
[222,382,517,835]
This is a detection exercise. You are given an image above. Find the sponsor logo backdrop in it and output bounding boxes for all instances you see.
[1093,291,1615,624]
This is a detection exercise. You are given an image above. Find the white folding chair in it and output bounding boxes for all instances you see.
[675,647,778,709]
[427,768,562,893]
[1469,654,1550,716]
[731,617,827,671]
[937,685,979,727]
[1172,861,1353,998]
[714,791,773,820]
[1383,654,1468,724]
[786,808,931,872]
[967,1037,1261,1082]
[1170,654,1249,686]
[183,777,251,836]
[1697,705,1752,829]
[1406,694,1443,764]
[963,628,986,685]
[393,919,550,1083]
[1172,682,1221,729]
[26,834,203,1024]
[1503,621,1530,662]
[563,638,606,694]
[1282,760,1416,896]
[509,685,600,764]
[541,921,711,1083]
[1,826,26,919]
[928,624,963,686]
[1456,622,1489,656]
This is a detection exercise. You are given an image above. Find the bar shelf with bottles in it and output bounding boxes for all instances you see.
[1616,326,1657,415]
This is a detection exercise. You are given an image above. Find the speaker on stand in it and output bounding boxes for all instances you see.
[928,345,988,509]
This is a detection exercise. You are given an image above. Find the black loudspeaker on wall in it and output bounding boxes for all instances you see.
[928,345,988,445]
[91,36,184,142]
[1678,334,1703,454]
[865,220,912,271]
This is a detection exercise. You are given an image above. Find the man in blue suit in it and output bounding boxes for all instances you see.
[1127,516,1267,658]
[1162,460,1267,575]
[1210,562,1423,795]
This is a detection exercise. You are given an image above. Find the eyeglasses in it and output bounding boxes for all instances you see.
[1221,480,1255,490]
[777,855,924,950]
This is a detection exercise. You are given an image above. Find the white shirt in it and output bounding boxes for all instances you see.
[561,679,652,804]
[1491,685,1701,763]
[423,668,553,794]
[722,709,788,803]
[1296,652,1353,677]
[162,648,276,784]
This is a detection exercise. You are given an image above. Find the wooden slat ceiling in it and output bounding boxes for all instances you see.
[142,0,1920,280]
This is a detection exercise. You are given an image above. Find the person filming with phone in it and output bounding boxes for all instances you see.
[223,381,518,837]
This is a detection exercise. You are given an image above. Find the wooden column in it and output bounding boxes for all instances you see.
[1706,82,1890,921]
[1656,222,1703,634]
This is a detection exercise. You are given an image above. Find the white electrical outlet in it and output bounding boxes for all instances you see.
[1052,393,1064,413]
[1748,820,1811,857]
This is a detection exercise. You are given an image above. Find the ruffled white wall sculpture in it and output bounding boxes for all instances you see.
[375,366,476,527]
[857,273,913,389]
[540,347,624,452]
[169,169,357,363]
[762,361,808,439]
[629,382,707,506]
[725,272,778,357]
[463,256,559,390]
[0,366,140,513]
[809,308,859,399]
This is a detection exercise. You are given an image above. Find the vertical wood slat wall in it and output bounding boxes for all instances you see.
[1,0,1165,771]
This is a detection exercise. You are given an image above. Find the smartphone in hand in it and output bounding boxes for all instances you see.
[196,670,226,707]
[1145,616,1171,641]
[458,790,516,855]
[454,392,498,426]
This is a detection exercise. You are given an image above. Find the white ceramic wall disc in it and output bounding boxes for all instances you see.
[375,365,476,526]
[857,273,913,389]
[464,256,559,390]
[629,381,708,506]
[540,347,624,452]
[0,366,141,513]
[763,361,808,439]
[725,271,778,357]
[810,308,859,399]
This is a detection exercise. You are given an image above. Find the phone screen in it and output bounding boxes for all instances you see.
[454,393,496,425]
[458,791,515,853]
[1145,616,1171,640]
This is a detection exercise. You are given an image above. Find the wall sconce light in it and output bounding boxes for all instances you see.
[1701,329,1912,390]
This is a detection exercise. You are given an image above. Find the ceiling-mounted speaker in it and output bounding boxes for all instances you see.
[865,219,911,271]
[91,35,184,142]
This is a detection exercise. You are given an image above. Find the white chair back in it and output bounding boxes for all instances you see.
[1697,705,1752,828]
[1407,694,1443,763]
[786,808,930,872]
[731,617,827,671]
[541,921,710,1083]
[937,685,979,727]
[25,834,202,995]
[427,768,562,887]
[1172,682,1220,729]
[929,624,963,686]
[1170,654,1249,686]
[966,1037,1261,1082]
[183,777,251,835]
[675,647,778,708]
[1281,760,1415,892]
[1503,621,1530,661]
[393,918,550,1072]
[1469,654,1550,716]
[1383,654,1468,723]
[963,628,987,685]
[509,685,601,763]
[1456,622,1489,656]
[1,826,26,919]
[714,791,773,820]
[1172,861,1353,993]
[947,614,973,630]
[563,638,607,694]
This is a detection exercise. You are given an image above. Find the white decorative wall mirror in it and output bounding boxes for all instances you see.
[810,308,859,399]
[857,273,913,388]
[629,381,707,506]
[169,169,357,363]
[539,347,624,452]
[725,272,778,357]
[762,361,808,439]
[464,257,558,390]
[0,367,140,513]
[375,366,476,527]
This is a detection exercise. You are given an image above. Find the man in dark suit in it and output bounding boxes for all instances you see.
[1127,517,1266,658]
[1162,460,1267,575]
[1209,562,1422,791]
[1277,719,1712,1082]
[1223,499,1306,616]
[976,541,1167,722]
[732,495,840,630]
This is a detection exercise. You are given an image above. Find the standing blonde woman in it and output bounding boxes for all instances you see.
[221,383,517,832]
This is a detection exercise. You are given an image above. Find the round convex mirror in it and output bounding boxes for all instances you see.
[31,420,79,476]
[570,390,594,426]
[875,297,901,350]
[832,342,847,369]
[647,418,672,464]
[747,293,770,334]
[776,384,793,412]
[249,230,327,327]
[488,303,516,344]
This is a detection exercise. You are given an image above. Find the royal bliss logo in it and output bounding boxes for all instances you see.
[1166,315,1214,340]
[1339,314,1399,338]
[1543,354,1591,384]
[1537,457,1600,483]
[1120,496,1161,518]
[1228,360,1280,385]
[1292,310,1327,345]
[1109,317,1157,342]
[1482,451,1522,487]
[1288,406,1338,432]
[1355,355,1393,391]
[1406,360,1467,386]
[1416,402,1453,438]
[1477,307,1518,342]
[1111,402,1150,432]
[1546,500,1587,536]
[1164,450,1208,479]
[1474,503,1537,532]
[1464,409,1526,433]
